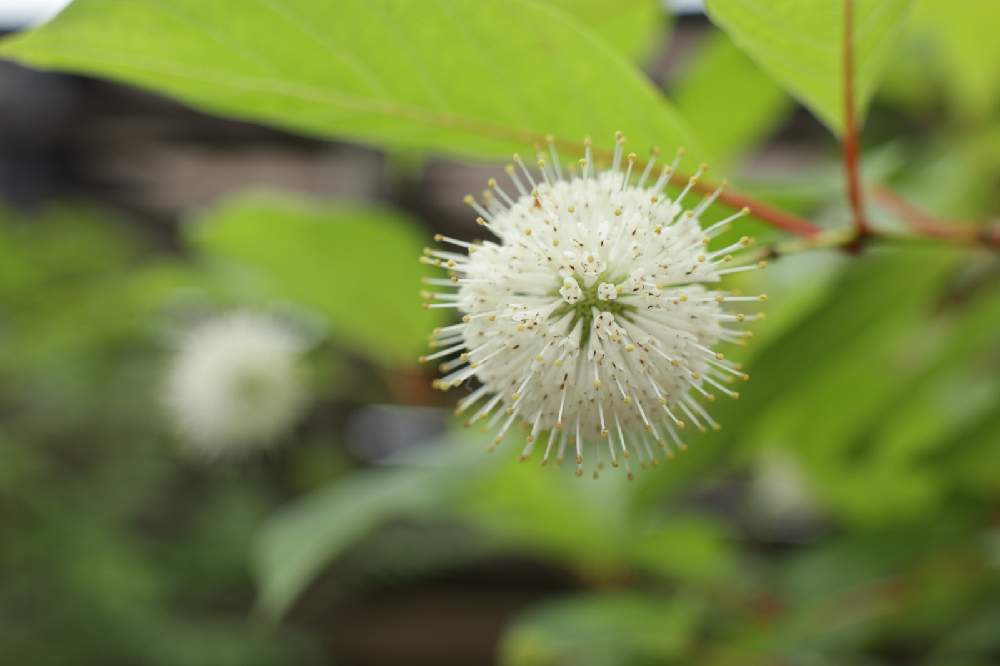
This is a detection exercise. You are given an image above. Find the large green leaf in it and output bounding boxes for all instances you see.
[0,0,702,160]
[188,192,436,366]
[546,0,668,62]
[704,0,912,135]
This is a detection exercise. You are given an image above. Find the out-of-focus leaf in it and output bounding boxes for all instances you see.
[499,593,705,666]
[251,436,488,619]
[907,0,1000,119]
[674,30,792,167]
[634,249,958,506]
[456,455,632,576]
[0,0,703,161]
[704,0,912,134]
[252,469,442,620]
[188,192,436,366]
[629,514,734,583]
[739,251,967,525]
[458,453,736,584]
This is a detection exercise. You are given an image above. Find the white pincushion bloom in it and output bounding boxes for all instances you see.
[164,311,308,457]
[422,134,766,478]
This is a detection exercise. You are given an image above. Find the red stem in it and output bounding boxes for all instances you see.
[688,176,824,238]
[871,187,1000,247]
[842,0,869,239]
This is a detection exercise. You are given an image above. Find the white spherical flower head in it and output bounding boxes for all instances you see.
[164,312,308,457]
[422,134,766,478]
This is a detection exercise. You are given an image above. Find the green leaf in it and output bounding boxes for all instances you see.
[251,437,489,619]
[908,0,1000,119]
[0,0,702,161]
[188,192,436,366]
[499,593,705,666]
[674,30,792,167]
[704,0,912,135]
[252,469,437,619]
[544,0,668,62]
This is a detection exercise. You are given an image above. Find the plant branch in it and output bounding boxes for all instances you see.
[688,176,824,238]
[841,0,870,239]
[871,186,1000,247]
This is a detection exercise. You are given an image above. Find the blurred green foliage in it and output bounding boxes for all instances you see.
[189,193,438,365]
[0,209,324,665]
[1,1,999,665]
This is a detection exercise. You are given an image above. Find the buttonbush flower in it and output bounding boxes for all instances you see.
[164,311,308,457]
[422,134,765,478]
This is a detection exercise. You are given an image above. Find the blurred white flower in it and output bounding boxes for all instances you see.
[422,133,765,478]
[164,311,308,457]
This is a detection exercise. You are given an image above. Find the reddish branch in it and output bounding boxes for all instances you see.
[688,176,824,238]
[872,187,1000,247]
[841,0,870,239]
